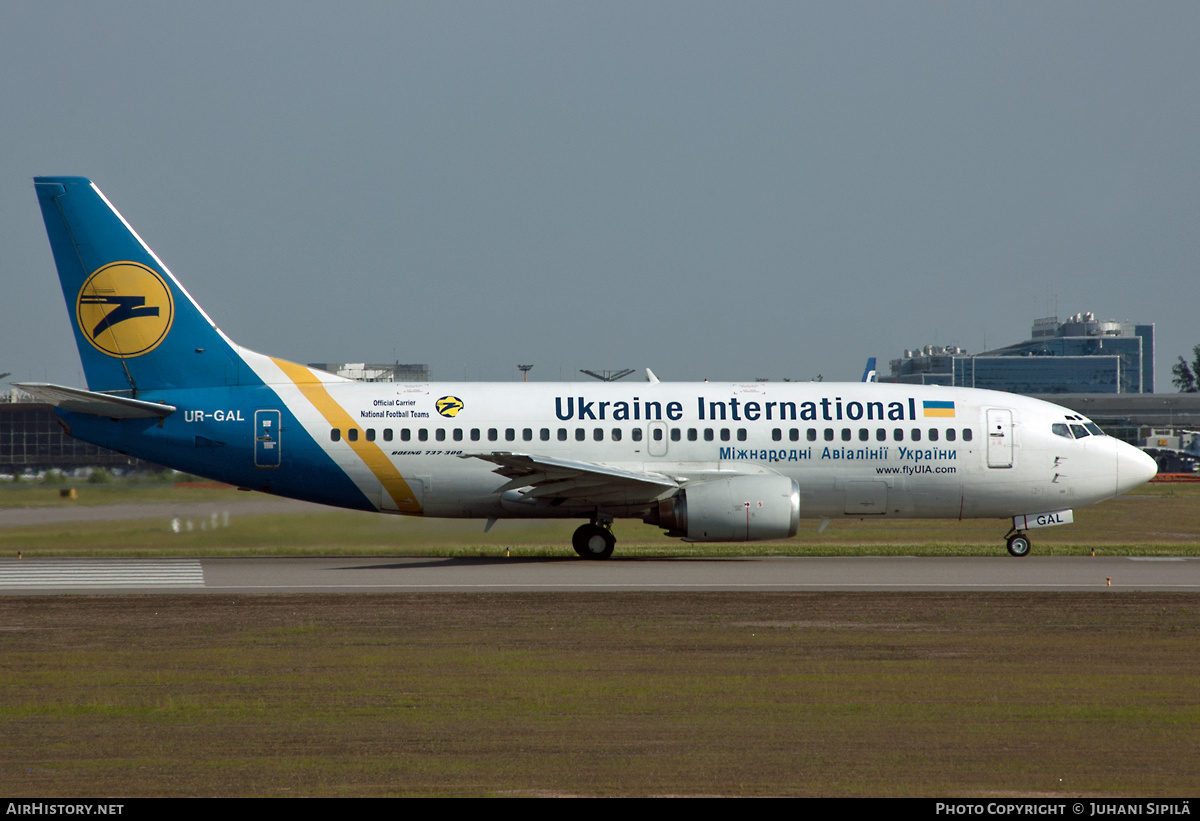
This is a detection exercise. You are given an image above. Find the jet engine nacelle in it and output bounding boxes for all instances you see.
[648,475,800,542]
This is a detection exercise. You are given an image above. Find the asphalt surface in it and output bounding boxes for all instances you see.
[1,555,1198,593]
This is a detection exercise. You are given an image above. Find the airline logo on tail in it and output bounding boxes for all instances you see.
[76,262,174,358]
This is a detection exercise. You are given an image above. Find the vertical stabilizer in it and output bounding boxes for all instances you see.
[34,177,244,394]
[861,357,877,383]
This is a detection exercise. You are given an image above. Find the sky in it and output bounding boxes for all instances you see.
[2,2,1197,389]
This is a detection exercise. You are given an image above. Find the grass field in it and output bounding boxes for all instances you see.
[2,481,1198,558]
[1,592,1197,797]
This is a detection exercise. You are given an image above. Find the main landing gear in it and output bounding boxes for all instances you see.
[572,515,616,560]
[1004,530,1032,557]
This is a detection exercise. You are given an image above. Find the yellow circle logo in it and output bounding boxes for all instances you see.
[436,396,464,417]
[76,262,174,358]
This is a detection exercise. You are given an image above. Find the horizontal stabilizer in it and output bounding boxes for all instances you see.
[14,383,176,419]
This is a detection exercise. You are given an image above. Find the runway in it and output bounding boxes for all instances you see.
[2,555,1199,593]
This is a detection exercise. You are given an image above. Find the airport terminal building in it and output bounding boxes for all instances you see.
[882,312,1155,394]
[0,397,152,475]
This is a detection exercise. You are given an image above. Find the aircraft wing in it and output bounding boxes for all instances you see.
[461,451,679,502]
[14,383,176,419]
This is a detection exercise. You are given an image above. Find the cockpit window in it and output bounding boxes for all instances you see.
[1084,423,1104,436]
[1069,424,1090,439]
[1052,423,1071,439]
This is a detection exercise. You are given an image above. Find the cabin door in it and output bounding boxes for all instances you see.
[986,409,1013,468]
[254,410,281,468]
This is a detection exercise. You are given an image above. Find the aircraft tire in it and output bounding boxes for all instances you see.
[572,523,615,560]
[1006,533,1031,557]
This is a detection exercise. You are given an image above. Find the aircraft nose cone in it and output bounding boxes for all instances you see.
[1116,442,1158,494]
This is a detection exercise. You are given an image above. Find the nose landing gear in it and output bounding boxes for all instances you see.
[1005,530,1031,557]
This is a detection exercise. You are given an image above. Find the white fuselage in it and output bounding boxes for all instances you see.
[256,374,1153,523]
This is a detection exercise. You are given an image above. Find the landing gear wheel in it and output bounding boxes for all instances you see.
[1006,533,1031,557]
[572,523,615,560]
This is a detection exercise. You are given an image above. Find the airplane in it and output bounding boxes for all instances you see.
[20,177,1158,559]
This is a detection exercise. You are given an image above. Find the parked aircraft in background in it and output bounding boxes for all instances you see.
[21,177,1157,558]
[861,357,877,383]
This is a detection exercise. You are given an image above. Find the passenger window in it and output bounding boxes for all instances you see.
[558,429,567,441]
[670,428,681,441]
[487,428,498,442]
[772,428,782,441]
[894,428,904,441]
[521,428,531,441]
[612,428,622,441]
[688,428,698,441]
[452,429,463,442]
[876,428,886,442]
[330,428,341,442]
[632,428,643,442]
[928,429,938,442]
[384,429,393,442]
[841,429,851,442]
[469,429,480,441]
[911,429,921,442]
[807,429,817,442]
[435,429,446,442]
[824,429,834,442]
[348,429,359,442]
[366,429,376,442]
[575,428,585,441]
[737,429,747,441]
[419,429,428,442]
[704,429,714,441]
[652,428,663,441]
[541,429,550,441]
[720,429,731,442]
[946,428,956,442]
[791,429,801,442]
[595,428,604,441]
[963,429,973,442]
[401,429,411,441]
[858,429,869,442]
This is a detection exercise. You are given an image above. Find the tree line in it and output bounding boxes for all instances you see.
[1172,346,1200,392]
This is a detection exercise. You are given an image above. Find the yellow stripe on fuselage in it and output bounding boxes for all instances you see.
[272,357,423,514]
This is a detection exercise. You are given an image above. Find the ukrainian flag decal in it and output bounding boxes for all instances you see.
[923,400,955,418]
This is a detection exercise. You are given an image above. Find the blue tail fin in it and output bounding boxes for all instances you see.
[34,177,245,395]
[861,357,877,383]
